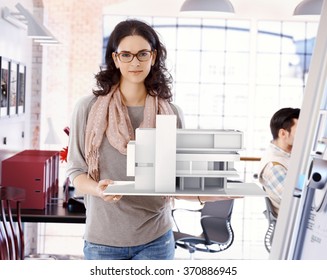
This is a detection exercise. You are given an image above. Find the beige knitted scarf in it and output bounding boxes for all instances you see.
[85,85,174,181]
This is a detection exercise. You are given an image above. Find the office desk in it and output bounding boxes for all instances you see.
[9,185,86,224]
[20,202,85,224]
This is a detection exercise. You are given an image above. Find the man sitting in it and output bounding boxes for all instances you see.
[258,107,300,216]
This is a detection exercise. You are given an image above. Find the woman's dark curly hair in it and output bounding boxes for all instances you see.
[93,19,173,101]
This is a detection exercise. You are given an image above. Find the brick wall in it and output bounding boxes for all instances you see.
[33,0,121,146]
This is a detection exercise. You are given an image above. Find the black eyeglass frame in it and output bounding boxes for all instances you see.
[114,50,153,63]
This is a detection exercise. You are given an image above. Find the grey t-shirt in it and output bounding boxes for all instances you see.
[66,94,182,247]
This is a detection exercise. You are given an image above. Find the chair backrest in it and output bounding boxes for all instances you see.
[200,200,234,244]
[0,186,25,260]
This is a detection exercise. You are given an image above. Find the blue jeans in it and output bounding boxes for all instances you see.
[83,230,175,260]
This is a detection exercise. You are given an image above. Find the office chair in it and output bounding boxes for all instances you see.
[0,186,25,260]
[263,197,277,253]
[172,199,234,259]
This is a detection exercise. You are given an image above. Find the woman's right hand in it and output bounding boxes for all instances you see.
[96,179,123,203]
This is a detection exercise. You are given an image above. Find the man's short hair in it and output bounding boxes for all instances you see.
[270,107,300,140]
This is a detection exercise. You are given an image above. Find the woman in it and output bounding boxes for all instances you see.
[67,19,231,260]
[66,19,182,260]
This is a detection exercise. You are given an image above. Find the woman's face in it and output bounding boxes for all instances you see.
[112,35,156,86]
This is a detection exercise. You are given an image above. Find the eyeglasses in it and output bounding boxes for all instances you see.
[115,50,153,63]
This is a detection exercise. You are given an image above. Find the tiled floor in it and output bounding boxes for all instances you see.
[33,196,270,260]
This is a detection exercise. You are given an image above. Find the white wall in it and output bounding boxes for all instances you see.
[0,0,33,150]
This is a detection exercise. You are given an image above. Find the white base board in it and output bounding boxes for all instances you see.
[103,181,267,197]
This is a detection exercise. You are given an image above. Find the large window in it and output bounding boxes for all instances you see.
[103,15,318,155]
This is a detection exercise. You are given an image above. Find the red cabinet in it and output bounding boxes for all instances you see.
[1,150,59,209]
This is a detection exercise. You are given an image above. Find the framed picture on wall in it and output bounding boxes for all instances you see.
[18,64,26,114]
[0,56,10,117]
[9,61,18,115]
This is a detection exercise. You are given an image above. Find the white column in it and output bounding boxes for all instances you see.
[155,115,176,193]
[134,128,155,191]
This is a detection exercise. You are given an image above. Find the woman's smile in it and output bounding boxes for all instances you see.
[129,70,143,74]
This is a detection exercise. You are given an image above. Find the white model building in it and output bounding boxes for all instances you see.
[126,115,244,194]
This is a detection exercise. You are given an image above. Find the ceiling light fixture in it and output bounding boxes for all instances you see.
[2,2,59,45]
[180,0,235,14]
[293,0,323,15]
[2,7,27,29]
[15,3,54,38]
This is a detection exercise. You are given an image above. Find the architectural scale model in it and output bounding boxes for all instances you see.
[104,115,266,196]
